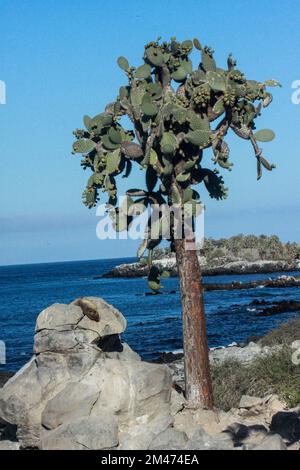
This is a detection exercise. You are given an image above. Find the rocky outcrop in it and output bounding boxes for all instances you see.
[0,297,172,450]
[101,258,300,279]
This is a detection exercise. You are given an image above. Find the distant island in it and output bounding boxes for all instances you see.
[100,235,300,278]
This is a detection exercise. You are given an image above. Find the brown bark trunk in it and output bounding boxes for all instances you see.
[174,238,213,409]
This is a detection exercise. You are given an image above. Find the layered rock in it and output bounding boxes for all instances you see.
[0,297,172,449]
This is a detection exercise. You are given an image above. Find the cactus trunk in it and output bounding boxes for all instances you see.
[174,238,213,409]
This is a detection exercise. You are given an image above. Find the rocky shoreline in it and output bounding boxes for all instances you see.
[100,258,300,279]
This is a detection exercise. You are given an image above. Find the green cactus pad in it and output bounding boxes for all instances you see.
[171,66,188,82]
[147,82,163,100]
[254,129,275,142]
[145,47,164,67]
[141,93,158,117]
[193,38,202,50]
[72,139,95,154]
[213,98,225,115]
[148,280,162,292]
[135,63,152,79]
[186,130,211,147]
[108,127,122,144]
[102,135,120,151]
[83,115,92,131]
[117,56,129,71]
[206,71,226,92]
[160,132,177,154]
[106,149,121,174]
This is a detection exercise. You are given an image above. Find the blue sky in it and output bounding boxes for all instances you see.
[0,0,300,265]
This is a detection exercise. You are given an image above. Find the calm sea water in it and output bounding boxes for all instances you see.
[0,258,299,371]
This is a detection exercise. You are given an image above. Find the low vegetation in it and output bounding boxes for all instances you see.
[154,234,300,265]
[212,320,300,411]
[258,318,300,347]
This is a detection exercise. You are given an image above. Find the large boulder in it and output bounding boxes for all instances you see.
[0,297,172,450]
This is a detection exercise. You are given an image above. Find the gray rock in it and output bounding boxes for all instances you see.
[0,358,43,427]
[36,297,126,338]
[40,414,118,450]
[41,382,100,429]
[35,304,83,332]
[84,358,172,425]
[0,297,172,451]
[210,343,263,365]
[118,414,173,450]
[72,297,127,336]
[0,440,20,450]
[149,428,188,450]
[185,428,234,450]
[170,389,186,416]
[253,433,287,450]
[34,329,99,354]
[239,395,264,409]
[16,424,41,449]
[291,340,300,350]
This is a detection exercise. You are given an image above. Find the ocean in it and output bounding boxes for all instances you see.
[0,258,299,372]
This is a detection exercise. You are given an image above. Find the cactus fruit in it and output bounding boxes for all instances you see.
[193,38,202,50]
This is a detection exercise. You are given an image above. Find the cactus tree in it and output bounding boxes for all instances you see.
[72,37,279,408]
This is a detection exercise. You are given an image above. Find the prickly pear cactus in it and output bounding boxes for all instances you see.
[72,37,280,291]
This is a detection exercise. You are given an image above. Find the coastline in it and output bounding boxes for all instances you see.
[100,258,300,279]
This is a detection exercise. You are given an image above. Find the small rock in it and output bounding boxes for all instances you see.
[174,408,222,438]
[291,340,300,350]
[170,389,186,416]
[185,428,234,450]
[40,414,118,450]
[239,395,264,409]
[118,414,173,450]
[0,440,20,450]
[263,394,286,413]
[149,428,188,450]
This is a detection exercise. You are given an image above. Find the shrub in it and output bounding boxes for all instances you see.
[212,346,300,411]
